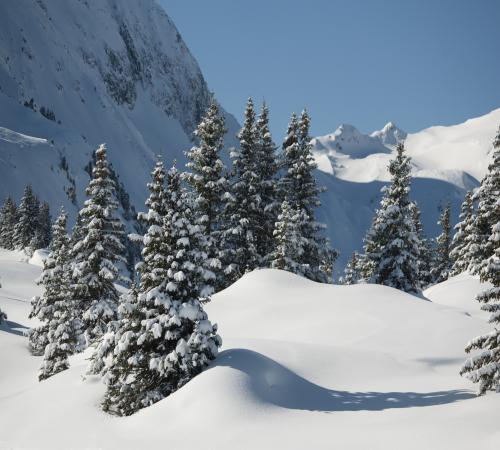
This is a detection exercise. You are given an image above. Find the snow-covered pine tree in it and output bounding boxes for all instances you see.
[460,204,500,394]
[450,191,475,275]
[135,159,169,292]
[410,202,433,288]
[29,208,74,358]
[93,164,221,416]
[271,200,306,274]
[222,98,261,282]
[36,208,78,380]
[71,144,126,347]
[468,132,500,275]
[255,102,279,265]
[184,99,228,291]
[363,143,421,293]
[431,204,452,284]
[13,184,40,250]
[0,196,17,250]
[279,110,336,283]
[340,252,363,285]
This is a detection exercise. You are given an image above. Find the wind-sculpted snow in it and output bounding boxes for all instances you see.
[0,252,499,449]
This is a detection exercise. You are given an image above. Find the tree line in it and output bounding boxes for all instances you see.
[22,98,336,416]
[0,184,52,254]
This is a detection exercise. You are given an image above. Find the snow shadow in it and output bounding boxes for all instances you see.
[0,320,29,337]
[213,349,475,412]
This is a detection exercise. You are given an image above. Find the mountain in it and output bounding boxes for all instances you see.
[370,121,407,147]
[313,108,500,272]
[0,0,239,222]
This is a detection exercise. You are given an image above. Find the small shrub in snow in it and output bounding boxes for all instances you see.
[0,307,7,325]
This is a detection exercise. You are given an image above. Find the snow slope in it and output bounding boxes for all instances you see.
[0,249,498,450]
[313,109,500,271]
[0,0,239,223]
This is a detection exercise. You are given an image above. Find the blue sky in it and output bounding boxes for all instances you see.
[159,0,500,140]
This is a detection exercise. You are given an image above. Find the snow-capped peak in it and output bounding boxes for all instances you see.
[370,122,407,147]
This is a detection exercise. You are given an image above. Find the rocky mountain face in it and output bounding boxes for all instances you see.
[0,0,239,221]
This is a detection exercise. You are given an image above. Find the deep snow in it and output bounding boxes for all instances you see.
[0,249,498,450]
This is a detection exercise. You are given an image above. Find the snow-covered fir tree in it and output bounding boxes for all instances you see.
[35,208,78,380]
[271,200,306,274]
[468,132,500,275]
[0,196,17,250]
[71,144,126,347]
[13,184,40,250]
[460,129,500,394]
[431,204,452,284]
[460,205,500,394]
[135,159,169,291]
[92,164,221,416]
[278,110,336,283]
[222,98,261,282]
[254,102,279,265]
[362,143,421,293]
[410,202,433,288]
[450,191,475,275]
[28,208,75,359]
[340,252,363,285]
[184,99,228,291]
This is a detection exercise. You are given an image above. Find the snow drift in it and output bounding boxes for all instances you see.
[0,250,498,450]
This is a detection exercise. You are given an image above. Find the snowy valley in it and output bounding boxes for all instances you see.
[1,249,499,450]
[0,1,499,449]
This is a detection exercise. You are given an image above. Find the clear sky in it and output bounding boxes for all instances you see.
[159,0,500,140]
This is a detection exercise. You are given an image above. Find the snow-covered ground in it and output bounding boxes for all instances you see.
[0,249,498,450]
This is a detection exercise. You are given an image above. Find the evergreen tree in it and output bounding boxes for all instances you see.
[135,160,169,292]
[279,110,337,283]
[255,102,279,265]
[0,196,17,250]
[13,184,39,250]
[222,98,261,282]
[450,191,475,275]
[340,252,363,285]
[460,212,500,394]
[37,202,52,248]
[430,204,452,283]
[362,143,421,293]
[36,209,78,380]
[71,144,126,347]
[92,164,221,416]
[184,100,228,291]
[468,132,500,275]
[271,200,306,274]
[28,208,75,358]
[410,202,433,288]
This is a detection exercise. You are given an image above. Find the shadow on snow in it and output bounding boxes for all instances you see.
[211,349,474,412]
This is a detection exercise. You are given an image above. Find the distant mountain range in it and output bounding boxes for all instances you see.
[0,0,498,274]
[312,108,500,271]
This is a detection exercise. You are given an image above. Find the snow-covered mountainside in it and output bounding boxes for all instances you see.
[0,0,239,221]
[0,250,498,449]
[314,108,500,271]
